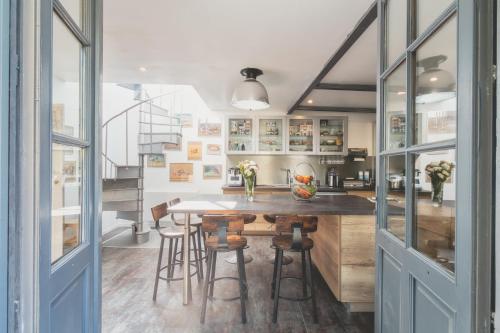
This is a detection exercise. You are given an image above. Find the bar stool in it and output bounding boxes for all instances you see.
[225,214,256,264]
[271,215,318,323]
[151,202,201,301]
[169,198,206,277]
[200,215,248,324]
[263,214,293,265]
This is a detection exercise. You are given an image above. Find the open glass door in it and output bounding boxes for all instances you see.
[38,0,101,331]
[376,0,476,331]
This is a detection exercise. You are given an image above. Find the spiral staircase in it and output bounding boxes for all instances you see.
[102,91,182,243]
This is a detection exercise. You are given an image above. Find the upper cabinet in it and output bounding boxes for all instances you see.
[226,117,255,154]
[256,117,285,154]
[287,117,315,155]
[318,117,348,155]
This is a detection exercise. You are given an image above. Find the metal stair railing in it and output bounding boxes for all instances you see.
[102,92,182,179]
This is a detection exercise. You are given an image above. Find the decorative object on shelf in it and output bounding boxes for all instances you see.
[174,113,193,128]
[198,121,221,137]
[237,160,259,202]
[425,160,454,207]
[206,144,221,155]
[203,164,222,179]
[291,162,317,201]
[169,163,193,182]
[187,141,202,160]
[231,67,270,110]
[147,154,166,168]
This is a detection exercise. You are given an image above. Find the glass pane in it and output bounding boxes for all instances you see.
[414,15,457,145]
[319,118,345,154]
[258,119,283,152]
[385,155,406,241]
[384,61,406,150]
[59,0,82,27]
[414,149,456,272]
[288,118,314,153]
[52,144,83,263]
[52,15,82,139]
[416,0,454,36]
[385,0,406,67]
[228,118,253,152]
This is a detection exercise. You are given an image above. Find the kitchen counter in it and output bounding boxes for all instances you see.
[222,184,375,193]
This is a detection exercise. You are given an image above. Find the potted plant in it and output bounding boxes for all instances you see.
[237,160,259,201]
[425,160,454,207]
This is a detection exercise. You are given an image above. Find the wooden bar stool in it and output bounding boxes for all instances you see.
[151,202,201,301]
[224,214,256,264]
[263,214,293,265]
[169,198,206,277]
[271,215,318,323]
[200,215,248,324]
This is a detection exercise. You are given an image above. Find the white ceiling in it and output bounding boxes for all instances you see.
[103,0,376,114]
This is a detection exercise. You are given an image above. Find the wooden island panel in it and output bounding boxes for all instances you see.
[310,214,376,312]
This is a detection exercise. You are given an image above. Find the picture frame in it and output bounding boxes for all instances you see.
[206,144,221,155]
[175,113,193,128]
[169,163,193,182]
[198,121,221,137]
[147,154,166,168]
[203,164,222,180]
[187,141,202,160]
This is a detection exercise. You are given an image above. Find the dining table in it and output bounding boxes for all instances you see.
[167,193,376,305]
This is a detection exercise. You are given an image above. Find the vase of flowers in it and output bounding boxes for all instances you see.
[237,160,259,202]
[425,160,454,207]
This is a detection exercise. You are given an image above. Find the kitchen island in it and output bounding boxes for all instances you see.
[168,194,376,311]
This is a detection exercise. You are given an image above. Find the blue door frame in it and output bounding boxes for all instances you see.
[0,0,10,331]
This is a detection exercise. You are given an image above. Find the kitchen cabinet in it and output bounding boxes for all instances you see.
[226,117,255,154]
[256,117,285,154]
[286,117,315,155]
[318,117,348,155]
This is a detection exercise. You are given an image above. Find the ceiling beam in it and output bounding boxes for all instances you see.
[315,83,376,92]
[295,105,376,113]
[287,2,377,114]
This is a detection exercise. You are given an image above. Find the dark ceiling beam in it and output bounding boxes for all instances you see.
[295,105,376,113]
[315,83,376,92]
[287,2,377,114]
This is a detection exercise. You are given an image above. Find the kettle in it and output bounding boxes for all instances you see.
[326,167,337,188]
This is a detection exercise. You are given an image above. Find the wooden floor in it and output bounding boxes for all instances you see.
[102,236,374,333]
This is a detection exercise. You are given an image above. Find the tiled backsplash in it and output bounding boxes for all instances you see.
[227,155,375,186]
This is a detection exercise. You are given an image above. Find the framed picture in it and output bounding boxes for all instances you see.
[187,141,202,160]
[147,154,166,168]
[170,163,193,182]
[206,144,221,155]
[175,113,193,128]
[203,164,222,180]
[164,142,182,151]
[198,121,221,137]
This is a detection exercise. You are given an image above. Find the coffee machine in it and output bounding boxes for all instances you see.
[227,167,243,187]
[326,167,339,188]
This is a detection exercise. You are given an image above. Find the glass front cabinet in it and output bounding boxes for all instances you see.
[318,117,348,155]
[256,117,285,154]
[286,117,315,154]
[226,117,255,154]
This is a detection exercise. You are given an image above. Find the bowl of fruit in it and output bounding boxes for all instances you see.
[291,162,317,201]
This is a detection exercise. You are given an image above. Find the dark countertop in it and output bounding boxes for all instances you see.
[168,194,376,216]
[222,184,375,193]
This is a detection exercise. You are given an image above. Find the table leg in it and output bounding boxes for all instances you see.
[183,213,192,305]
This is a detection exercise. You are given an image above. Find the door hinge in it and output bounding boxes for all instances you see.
[13,299,20,329]
[492,64,497,81]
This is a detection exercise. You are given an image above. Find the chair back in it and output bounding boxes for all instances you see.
[151,202,169,229]
[202,215,245,248]
[275,215,318,234]
[168,198,182,222]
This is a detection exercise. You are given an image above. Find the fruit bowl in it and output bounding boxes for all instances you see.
[291,162,317,201]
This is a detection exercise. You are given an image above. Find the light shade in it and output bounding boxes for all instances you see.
[231,68,270,110]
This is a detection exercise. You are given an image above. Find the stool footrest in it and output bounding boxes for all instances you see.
[206,276,248,302]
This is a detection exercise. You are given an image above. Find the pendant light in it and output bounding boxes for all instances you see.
[416,55,456,105]
[231,67,270,110]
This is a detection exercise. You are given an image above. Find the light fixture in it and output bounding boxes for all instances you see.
[307,99,314,104]
[416,55,455,104]
[397,91,406,95]
[139,66,147,72]
[231,67,270,110]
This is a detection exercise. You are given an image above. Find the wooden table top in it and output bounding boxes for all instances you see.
[167,194,375,215]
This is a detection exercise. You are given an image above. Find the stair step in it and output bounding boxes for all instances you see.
[103,199,141,212]
[116,166,141,178]
[103,178,140,190]
[116,211,141,222]
[138,143,165,154]
[102,188,140,202]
